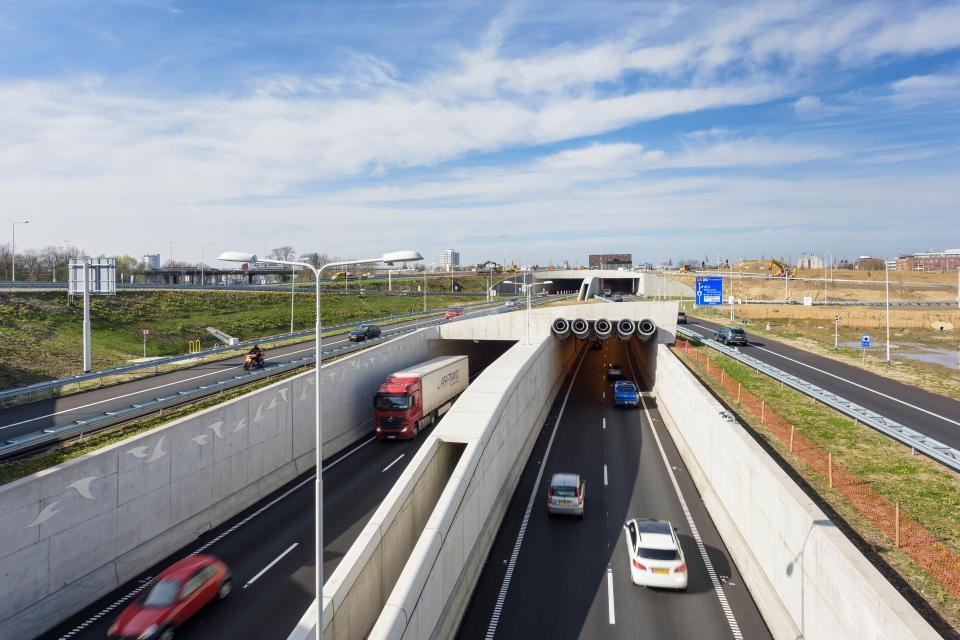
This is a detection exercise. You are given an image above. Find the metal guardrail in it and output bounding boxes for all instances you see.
[0,296,569,458]
[0,297,517,405]
[0,280,494,295]
[676,326,960,473]
[741,298,956,307]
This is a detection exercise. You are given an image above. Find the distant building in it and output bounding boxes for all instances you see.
[440,249,460,271]
[796,254,824,270]
[589,253,632,270]
[896,249,960,272]
[141,254,160,270]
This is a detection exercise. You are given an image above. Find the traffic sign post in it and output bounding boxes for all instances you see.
[143,329,150,358]
[861,334,871,363]
[834,315,840,348]
[695,276,723,306]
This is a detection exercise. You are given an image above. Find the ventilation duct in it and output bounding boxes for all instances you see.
[594,319,613,340]
[616,319,635,341]
[571,319,590,340]
[551,318,571,340]
[636,319,656,342]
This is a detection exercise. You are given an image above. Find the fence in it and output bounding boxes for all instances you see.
[674,338,960,601]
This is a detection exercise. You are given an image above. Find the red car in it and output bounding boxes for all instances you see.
[444,307,465,319]
[108,555,231,640]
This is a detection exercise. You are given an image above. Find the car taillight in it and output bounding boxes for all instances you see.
[575,486,581,498]
[632,559,646,571]
[673,563,687,573]
[547,487,554,498]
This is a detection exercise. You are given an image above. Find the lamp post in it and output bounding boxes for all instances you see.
[217,248,421,639]
[200,241,213,286]
[503,278,552,343]
[11,219,28,281]
[885,261,891,363]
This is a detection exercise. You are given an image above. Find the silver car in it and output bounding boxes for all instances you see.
[546,473,585,517]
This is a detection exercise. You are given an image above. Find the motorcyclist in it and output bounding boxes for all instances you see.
[246,344,264,366]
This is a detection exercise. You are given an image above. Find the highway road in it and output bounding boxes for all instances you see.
[686,316,960,452]
[41,430,428,640]
[0,301,521,450]
[457,339,769,640]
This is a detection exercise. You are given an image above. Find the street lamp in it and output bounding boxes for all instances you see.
[217,248,421,639]
[11,219,28,281]
[503,278,552,343]
[200,241,213,286]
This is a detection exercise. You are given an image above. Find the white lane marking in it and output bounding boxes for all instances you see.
[382,454,405,473]
[602,391,605,399]
[602,417,606,430]
[626,349,743,640]
[244,543,298,589]
[751,344,960,428]
[57,435,377,639]
[603,464,608,486]
[607,567,616,624]
[484,348,588,640]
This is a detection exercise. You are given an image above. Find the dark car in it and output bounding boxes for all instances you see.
[677,311,687,324]
[613,294,624,302]
[108,555,231,640]
[715,326,747,346]
[349,325,382,342]
[607,363,624,380]
[590,339,603,351]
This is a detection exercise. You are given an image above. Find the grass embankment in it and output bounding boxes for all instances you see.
[689,305,960,401]
[675,340,960,631]
[0,290,482,388]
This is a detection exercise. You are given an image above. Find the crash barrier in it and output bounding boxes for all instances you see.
[675,338,960,603]
[0,327,468,639]
[651,343,939,640]
[0,297,521,406]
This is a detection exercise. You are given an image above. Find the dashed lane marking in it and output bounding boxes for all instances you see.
[244,543,299,589]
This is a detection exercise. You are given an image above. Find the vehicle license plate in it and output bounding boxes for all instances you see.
[653,568,669,575]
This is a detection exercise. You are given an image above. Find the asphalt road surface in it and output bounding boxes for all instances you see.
[0,301,519,447]
[457,339,770,640]
[687,316,960,452]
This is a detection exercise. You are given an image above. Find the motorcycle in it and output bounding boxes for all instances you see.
[243,352,265,371]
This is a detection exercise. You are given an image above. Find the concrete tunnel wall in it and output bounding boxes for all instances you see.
[287,329,579,640]
[652,344,938,640]
[0,326,503,640]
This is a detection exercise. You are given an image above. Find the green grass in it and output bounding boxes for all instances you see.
[676,341,960,630]
[0,290,483,388]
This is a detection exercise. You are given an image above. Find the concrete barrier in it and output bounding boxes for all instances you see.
[0,326,467,639]
[305,333,578,640]
[652,344,939,640]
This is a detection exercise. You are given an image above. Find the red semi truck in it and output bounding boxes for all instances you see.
[373,355,469,440]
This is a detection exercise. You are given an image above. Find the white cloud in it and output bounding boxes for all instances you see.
[888,70,960,105]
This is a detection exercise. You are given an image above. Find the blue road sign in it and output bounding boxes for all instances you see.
[861,334,871,348]
[695,276,723,306]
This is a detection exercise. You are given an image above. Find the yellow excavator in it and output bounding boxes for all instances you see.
[769,259,791,278]
[504,263,519,273]
[678,265,693,273]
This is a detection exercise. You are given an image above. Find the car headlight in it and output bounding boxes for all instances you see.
[138,624,159,639]
[108,621,120,635]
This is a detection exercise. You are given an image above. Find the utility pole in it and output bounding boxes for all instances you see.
[82,261,92,372]
[834,314,840,348]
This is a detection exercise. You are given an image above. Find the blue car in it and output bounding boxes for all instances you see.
[613,380,640,408]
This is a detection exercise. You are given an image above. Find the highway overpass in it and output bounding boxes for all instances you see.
[488,270,694,301]
[1,301,941,640]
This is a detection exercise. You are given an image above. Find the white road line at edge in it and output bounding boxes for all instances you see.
[57,436,377,639]
[626,350,743,640]
[484,347,588,640]
[244,543,299,589]
[607,568,616,624]
[603,464,608,486]
[382,454,405,473]
[750,344,960,428]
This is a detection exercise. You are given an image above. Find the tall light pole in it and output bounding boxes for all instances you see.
[503,279,552,344]
[885,260,891,363]
[217,249,421,639]
[11,219,28,281]
[200,241,213,286]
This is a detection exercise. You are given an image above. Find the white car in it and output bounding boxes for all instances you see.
[503,300,518,308]
[623,518,687,590]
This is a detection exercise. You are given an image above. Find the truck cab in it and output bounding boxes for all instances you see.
[374,377,423,439]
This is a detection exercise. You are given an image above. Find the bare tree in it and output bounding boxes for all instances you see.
[0,243,10,280]
[269,246,296,261]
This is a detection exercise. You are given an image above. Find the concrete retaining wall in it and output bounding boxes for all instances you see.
[653,344,939,640]
[310,333,578,640]
[0,327,452,639]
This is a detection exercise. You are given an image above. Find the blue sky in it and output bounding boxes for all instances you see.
[1,0,959,267]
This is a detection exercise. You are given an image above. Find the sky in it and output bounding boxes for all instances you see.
[1,0,959,267]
